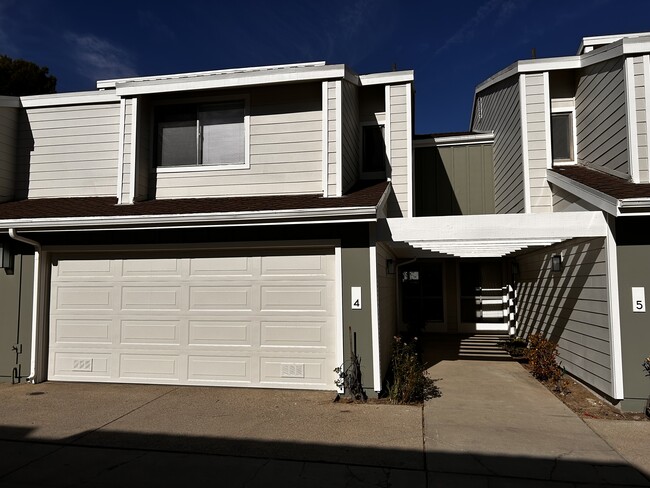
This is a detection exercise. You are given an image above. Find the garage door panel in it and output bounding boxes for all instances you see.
[122,258,183,278]
[260,285,330,312]
[261,320,328,347]
[55,286,114,310]
[260,357,326,386]
[121,286,182,311]
[51,352,111,378]
[54,318,112,343]
[49,252,337,390]
[189,286,253,311]
[189,256,254,277]
[53,259,113,279]
[188,319,252,345]
[120,319,181,345]
[187,355,251,383]
[261,254,331,277]
[119,354,180,380]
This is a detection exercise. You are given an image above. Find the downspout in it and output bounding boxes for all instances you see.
[8,229,41,383]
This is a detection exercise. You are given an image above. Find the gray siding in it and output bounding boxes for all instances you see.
[552,185,601,212]
[576,58,628,178]
[376,241,396,379]
[415,143,494,216]
[516,237,612,397]
[0,102,17,202]
[473,77,525,214]
[525,74,552,213]
[341,80,359,193]
[327,81,338,196]
[387,84,410,217]
[17,103,120,199]
[634,57,648,182]
[154,83,323,199]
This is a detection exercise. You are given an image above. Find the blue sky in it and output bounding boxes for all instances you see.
[1,0,649,133]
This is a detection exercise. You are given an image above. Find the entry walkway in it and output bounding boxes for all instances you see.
[0,336,647,487]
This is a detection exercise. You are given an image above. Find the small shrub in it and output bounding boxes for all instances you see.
[387,336,439,404]
[334,348,367,402]
[499,336,528,357]
[526,333,563,383]
[643,356,650,377]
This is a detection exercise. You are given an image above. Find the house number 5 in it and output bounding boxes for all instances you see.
[632,287,646,313]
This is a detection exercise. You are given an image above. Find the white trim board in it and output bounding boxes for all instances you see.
[625,57,640,183]
[605,214,625,399]
[519,75,532,213]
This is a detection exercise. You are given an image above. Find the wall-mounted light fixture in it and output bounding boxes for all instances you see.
[386,259,395,275]
[0,241,14,272]
[551,254,562,273]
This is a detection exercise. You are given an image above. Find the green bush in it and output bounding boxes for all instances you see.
[387,337,439,404]
[526,333,563,383]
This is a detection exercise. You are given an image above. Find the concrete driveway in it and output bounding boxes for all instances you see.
[0,336,648,487]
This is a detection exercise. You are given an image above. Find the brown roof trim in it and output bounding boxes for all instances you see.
[550,165,650,200]
[0,181,389,221]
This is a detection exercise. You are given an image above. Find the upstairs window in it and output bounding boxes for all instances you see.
[361,124,386,177]
[551,112,574,162]
[155,100,247,168]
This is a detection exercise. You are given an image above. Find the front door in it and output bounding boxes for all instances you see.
[459,261,508,332]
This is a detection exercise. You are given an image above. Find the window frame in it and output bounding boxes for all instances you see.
[550,98,576,166]
[359,119,387,179]
[153,94,250,173]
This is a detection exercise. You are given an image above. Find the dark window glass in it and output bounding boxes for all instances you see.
[551,112,573,162]
[362,125,386,173]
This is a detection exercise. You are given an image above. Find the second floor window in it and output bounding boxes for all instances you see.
[551,112,574,163]
[155,100,245,167]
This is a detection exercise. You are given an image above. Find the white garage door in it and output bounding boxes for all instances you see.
[48,250,337,390]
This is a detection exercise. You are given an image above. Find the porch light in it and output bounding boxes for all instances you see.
[386,259,395,275]
[551,254,562,273]
[0,242,14,271]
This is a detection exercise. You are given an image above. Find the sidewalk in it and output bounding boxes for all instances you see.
[0,336,648,487]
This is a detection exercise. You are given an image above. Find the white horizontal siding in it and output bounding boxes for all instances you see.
[388,84,409,217]
[576,58,628,178]
[155,83,323,199]
[327,81,338,197]
[635,56,648,182]
[473,76,525,214]
[526,73,552,213]
[17,102,120,198]
[516,237,612,397]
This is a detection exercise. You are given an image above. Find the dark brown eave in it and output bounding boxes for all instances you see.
[550,166,650,199]
[0,181,389,230]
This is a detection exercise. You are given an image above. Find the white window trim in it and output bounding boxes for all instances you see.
[154,94,250,173]
[551,98,577,165]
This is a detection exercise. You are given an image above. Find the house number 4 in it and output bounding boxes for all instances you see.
[632,287,646,313]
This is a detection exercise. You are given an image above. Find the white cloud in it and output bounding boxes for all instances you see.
[65,33,137,82]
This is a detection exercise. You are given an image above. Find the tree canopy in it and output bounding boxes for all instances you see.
[0,55,57,96]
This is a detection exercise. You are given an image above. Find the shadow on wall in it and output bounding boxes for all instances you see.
[516,239,608,392]
[0,425,647,486]
[13,111,34,200]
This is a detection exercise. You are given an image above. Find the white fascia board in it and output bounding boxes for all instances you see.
[358,71,414,86]
[618,198,650,209]
[475,39,642,96]
[20,91,120,108]
[546,170,620,216]
[578,33,650,54]
[114,64,348,96]
[386,211,608,242]
[1,206,378,231]
[0,96,20,108]
[97,61,328,88]
[413,132,494,148]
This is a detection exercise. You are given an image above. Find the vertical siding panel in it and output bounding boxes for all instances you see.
[638,56,649,182]
[327,82,338,197]
[0,99,18,202]
[526,73,552,213]
[575,58,629,178]
[516,237,612,397]
[472,76,525,214]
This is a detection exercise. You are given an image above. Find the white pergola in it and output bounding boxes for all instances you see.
[384,211,608,258]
